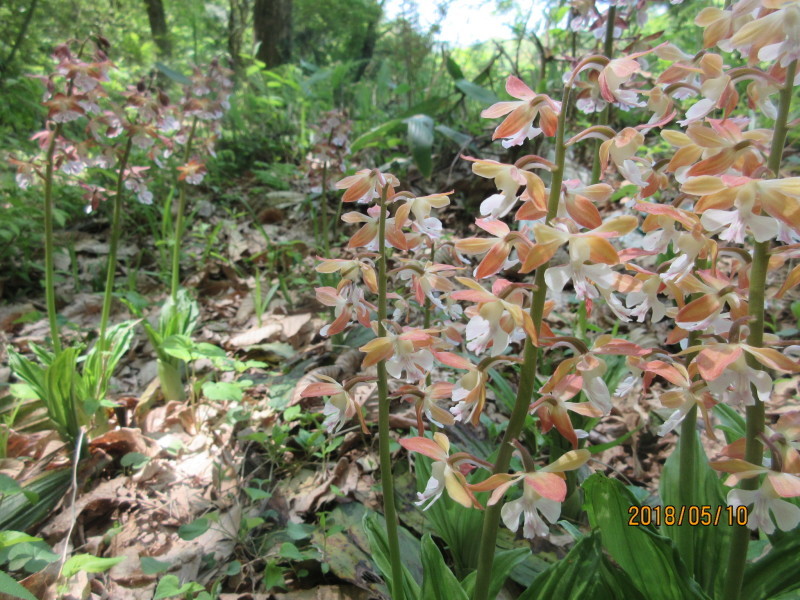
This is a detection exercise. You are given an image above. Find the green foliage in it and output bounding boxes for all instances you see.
[0,468,71,532]
[0,570,37,600]
[660,437,732,597]
[741,534,800,600]
[7,319,135,444]
[413,454,483,576]
[420,534,468,600]
[363,511,421,600]
[584,474,710,600]
[61,553,125,578]
[519,534,645,600]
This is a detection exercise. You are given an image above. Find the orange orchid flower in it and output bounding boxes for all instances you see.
[469,449,590,539]
[400,433,483,509]
[481,76,561,148]
[455,218,533,280]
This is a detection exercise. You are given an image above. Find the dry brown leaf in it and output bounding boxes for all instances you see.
[271,586,374,600]
[40,477,130,538]
[88,427,162,459]
[229,313,311,347]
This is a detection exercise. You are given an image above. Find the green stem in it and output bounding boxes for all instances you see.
[722,58,797,600]
[321,163,330,257]
[97,136,133,360]
[472,86,572,600]
[675,403,697,570]
[674,302,705,572]
[424,242,436,386]
[376,185,404,600]
[170,117,198,301]
[590,5,616,185]
[44,124,62,356]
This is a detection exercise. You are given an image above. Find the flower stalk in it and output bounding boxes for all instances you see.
[722,58,797,600]
[590,4,616,185]
[376,184,404,600]
[170,116,198,301]
[43,124,62,356]
[97,135,133,364]
[472,85,572,600]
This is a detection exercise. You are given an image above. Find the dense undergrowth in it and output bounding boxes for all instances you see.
[1,0,800,599]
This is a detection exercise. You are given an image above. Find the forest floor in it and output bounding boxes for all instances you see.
[2,167,799,600]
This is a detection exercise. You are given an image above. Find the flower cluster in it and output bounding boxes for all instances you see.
[9,38,233,210]
[302,0,800,545]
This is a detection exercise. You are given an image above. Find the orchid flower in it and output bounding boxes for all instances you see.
[462,156,546,219]
[533,374,601,448]
[315,256,378,293]
[396,382,456,431]
[470,449,591,539]
[455,218,533,280]
[315,282,374,336]
[335,168,399,204]
[393,259,458,311]
[343,205,408,251]
[687,341,800,408]
[711,459,800,534]
[683,175,800,239]
[481,76,561,148]
[450,277,537,356]
[300,375,369,434]
[400,433,483,509]
[360,326,436,383]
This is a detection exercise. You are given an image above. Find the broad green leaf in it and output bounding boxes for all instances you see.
[161,335,195,362]
[460,548,529,599]
[202,381,243,402]
[0,570,37,600]
[140,556,172,575]
[264,561,287,591]
[153,574,204,599]
[584,474,709,600]
[421,535,468,600]
[445,54,465,80]
[713,404,746,444]
[120,452,150,469]
[350,119,403,152]
[3,541,58,573]
[154,63,192,86]
[455,79,498,105]
[363,512,421,600]
[244,487,271,501]
[178,518,210,541]
[518,533,645,600]
[406,114,435,178]
[225,560,241,576]
[742,534,800,599]
[0,474,37,504]
[0,532,41,549]
[279,542,304,561]
[435,124,471,147]
[0,468,71,532]
[286,521,314,541]
[61,554,124,578]
[158,290,200,339]
[660,435,731,597]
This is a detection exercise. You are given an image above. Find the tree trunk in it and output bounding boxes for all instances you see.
[228,0,249,73]
[1,0,38,74]
[353,7,381,82]
[253,0,292,68]
[144,0,171,57]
